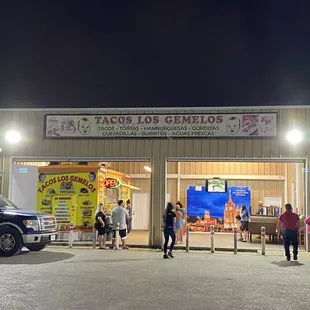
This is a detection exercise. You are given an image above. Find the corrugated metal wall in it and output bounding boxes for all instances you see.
[0,107,309,246]
[0,107,309,160]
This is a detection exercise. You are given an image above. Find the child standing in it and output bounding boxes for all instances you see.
[240,205,249,242]
[235,214,243,241]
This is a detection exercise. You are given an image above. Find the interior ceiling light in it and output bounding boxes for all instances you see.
[144,166,152,172]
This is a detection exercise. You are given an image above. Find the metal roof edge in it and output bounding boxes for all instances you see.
[0,105,309,112]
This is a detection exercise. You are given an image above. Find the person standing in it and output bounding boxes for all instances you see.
[111,200,129,250]
[174,204,183,244]
[94,203,107,249]
[279,203,300,261]
[240,205,249,242]
[162,202,176,259]
[176,201,186,244]
[126,199,133,234]
[235,214,243,241]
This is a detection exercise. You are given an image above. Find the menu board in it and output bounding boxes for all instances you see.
[52,195,77,231]
[53,196,71,222]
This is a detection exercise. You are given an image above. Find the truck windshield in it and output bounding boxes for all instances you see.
[0,195,19,210]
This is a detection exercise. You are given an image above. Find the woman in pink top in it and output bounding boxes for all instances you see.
[305,216,310,234]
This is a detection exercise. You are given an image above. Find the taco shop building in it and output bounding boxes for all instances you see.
[0,106,309,251]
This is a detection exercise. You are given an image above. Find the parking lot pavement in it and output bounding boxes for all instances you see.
[0,247,309,310]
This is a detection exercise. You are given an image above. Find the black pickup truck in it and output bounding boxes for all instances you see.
[0,195,58,257]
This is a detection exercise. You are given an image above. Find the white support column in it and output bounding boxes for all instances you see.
[296,163,300,214]
[291,182,295,209]
[8,156,13,199]
[305,158,309,252]
[284,163,288,205]
[0,152,4,195]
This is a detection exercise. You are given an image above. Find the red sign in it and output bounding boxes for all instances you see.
[103,177,121,189]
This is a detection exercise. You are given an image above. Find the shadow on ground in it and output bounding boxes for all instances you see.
[271,260,304,267]
[65,258,147,264]
[0,250,74,265]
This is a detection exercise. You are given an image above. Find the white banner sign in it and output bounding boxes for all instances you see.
[45,113,277,138]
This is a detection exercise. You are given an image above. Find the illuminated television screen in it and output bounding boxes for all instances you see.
[206,179,227,193]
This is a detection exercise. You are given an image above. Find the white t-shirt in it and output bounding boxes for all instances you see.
[112,206,129,230]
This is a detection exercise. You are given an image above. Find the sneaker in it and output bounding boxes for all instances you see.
[286,256,291,261]
[293,254,298,261]
[163,254,169,259]
[168,251,174,258]
[122,245,129,250]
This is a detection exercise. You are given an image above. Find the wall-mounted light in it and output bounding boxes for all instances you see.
[144,166,152,172]
[286,129,303,145]
[5,130,22,145]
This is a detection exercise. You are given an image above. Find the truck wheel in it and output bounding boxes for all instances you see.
[0,226,23,257]
[26,244,47,252]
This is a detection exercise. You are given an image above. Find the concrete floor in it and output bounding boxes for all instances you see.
[0,247,309,310]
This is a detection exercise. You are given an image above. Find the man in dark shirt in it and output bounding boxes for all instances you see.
[279,203,300,261]
[94,203,107,249]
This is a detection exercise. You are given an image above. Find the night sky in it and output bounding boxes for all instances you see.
[1,1,310,109]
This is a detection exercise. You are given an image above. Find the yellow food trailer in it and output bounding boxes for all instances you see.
[37,165,132,232]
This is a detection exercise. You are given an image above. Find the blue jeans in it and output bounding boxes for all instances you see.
[282,229,298,258]
[179,219,185,240]
[163,227,176,254]
[175,220,183,229]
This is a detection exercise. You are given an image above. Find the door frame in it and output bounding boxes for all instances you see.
[166,157,308,252]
